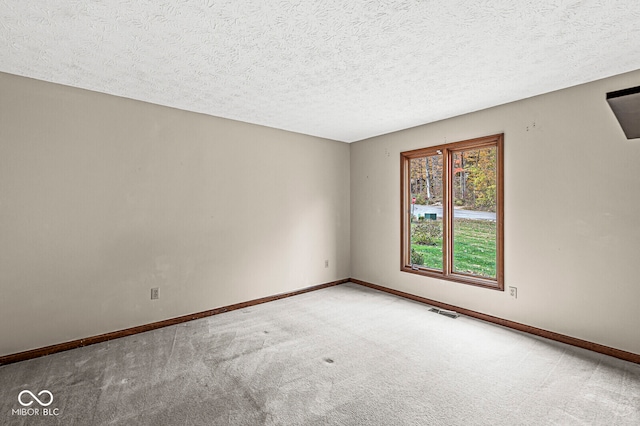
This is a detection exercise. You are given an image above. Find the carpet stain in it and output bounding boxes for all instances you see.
[324,358,334,364]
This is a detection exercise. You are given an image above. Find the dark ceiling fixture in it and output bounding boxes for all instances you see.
[606,85,640,140]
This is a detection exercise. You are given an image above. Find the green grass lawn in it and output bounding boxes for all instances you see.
[411,219,496,278]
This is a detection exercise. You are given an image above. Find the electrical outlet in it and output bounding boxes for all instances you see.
[151,288,159,300]
[325,260,329,268]
[509,286,517,299]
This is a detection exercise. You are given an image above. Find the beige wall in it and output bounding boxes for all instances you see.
[2,68,640,359]
[0,73,350,357]
[351,69,640,355]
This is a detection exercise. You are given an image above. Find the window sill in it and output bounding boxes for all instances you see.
[401,265,503,290]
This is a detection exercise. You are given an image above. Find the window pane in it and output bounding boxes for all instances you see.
[409,155,443,270]
[452,147,497,278]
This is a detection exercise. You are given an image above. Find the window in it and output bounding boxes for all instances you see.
[401,134,504,289]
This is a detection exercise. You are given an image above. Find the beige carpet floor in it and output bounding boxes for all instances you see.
[1,282,639,425]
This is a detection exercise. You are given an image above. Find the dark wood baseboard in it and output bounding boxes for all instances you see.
[0,279,349,366]
[4,277,638,366]
[350,278,640,365]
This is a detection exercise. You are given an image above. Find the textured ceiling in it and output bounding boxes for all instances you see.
[1,1,640,142]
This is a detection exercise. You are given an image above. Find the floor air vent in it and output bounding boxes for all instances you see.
[429,308,460,319]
